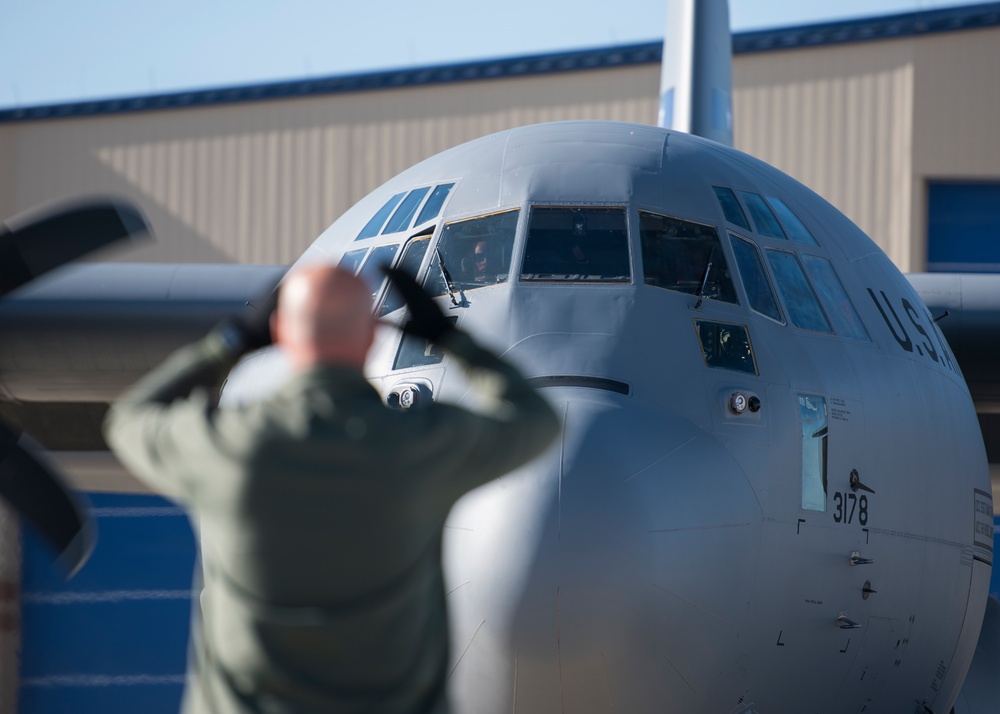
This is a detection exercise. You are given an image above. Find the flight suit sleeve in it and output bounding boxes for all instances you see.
[431,329,561,492]
[102,332,241,499]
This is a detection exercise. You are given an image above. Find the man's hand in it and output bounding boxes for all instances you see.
[214,286,279,357]
[382,267,455,342]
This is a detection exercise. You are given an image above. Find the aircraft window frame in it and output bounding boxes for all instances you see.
[414,183,456,226]
[424,208,520,296]
[356,243,401,302]
[393,316,458,371]
[694,319,758,375]
[378,235,433,317]
[713,186,751,230]
[799,394,828,512]
[638,210,738,304]
[799,255,871,341]
[740,191,787,240]
[766,196,819,246]
[766,249,833,334]
[355,192,406,241]
[729,233,783,323]
[338,247,369,276]
[381,187,432,235]
[520,206,632,284]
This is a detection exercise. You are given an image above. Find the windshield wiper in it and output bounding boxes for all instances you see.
[694,259,714,310]
[435,249,462,306]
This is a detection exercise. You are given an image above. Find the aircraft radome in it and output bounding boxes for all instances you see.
[2,1,999,712]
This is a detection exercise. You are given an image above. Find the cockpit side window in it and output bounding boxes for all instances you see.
[356,243,400,300]
[338,248,369,276]
[713,187,751,230]
[382,187,431,235]
[639,211,737,304]
[356,192,406,241]
[730,235,782,321]
[766,250,832,333]
[800,255,870,341]
[767,197,818,246]
[521,207,630,283]
[425,209,519,296]
[378,236,432,317]
[740,192,786,239]
[415,183,455,226]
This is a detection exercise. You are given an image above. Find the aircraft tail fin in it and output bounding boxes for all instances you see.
[657,0,733,146]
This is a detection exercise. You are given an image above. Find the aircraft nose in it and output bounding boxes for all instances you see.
[443,390,763,712]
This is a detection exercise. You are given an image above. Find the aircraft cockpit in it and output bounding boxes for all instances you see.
[342,179,876,371]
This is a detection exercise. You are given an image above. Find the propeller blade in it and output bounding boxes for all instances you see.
[0,197,150,296]
[0,420,94,578]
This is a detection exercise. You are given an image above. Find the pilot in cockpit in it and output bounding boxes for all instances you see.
[463,239,495,283]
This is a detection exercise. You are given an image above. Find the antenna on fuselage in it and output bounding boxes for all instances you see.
[658,0,733,147]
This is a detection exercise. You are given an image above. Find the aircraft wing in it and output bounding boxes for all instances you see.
[0,261,286,482]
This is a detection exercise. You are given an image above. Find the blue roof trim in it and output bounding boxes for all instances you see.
[2,2,998,124]
[733,1,1000,53]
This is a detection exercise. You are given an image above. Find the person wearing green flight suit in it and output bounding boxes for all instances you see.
[103,265,560,713]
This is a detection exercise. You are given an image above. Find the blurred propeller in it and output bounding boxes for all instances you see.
[0,196,151,576]
[0,423,94,577]
[0,197,149,296]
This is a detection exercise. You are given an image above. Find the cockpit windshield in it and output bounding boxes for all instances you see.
[521,207,630,282]
[639,211,738,304]
[424,209,519,296]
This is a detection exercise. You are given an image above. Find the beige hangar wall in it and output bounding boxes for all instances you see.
[1,24,998,272]
[0,65,658,266]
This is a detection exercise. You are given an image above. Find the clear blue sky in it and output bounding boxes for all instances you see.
[0,0,989,110]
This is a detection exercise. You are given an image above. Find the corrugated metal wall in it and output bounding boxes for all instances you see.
[1,26,998,271]
[1,66,657,266]
[733,38,916,269]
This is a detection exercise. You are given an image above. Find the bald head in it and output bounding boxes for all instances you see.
[273,265,376,371]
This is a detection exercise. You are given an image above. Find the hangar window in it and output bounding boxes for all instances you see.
[357,243,400,299]
[356,192,406,240]
[640,211,737,303]
[927,182,1000,272]
[799,255,870,341]
[713,187,751,230]
[415,183,456,226]
[731,235,782,321]
[766,250,832,333]
[378,236,432,317]
[767,197,818,246]
[695,320,757,375]
[339,248,369,275]
[799,394,828,512]
[382,187,431,235]
[521,207,630,282]
[740,192,786,239]
[425,209,519,295]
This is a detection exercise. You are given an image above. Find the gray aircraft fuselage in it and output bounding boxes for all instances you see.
[228,120,991,713]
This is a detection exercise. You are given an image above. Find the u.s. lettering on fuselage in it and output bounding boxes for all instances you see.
[867,288,958,374]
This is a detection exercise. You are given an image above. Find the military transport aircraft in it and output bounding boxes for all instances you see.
[2,0,1000,712]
